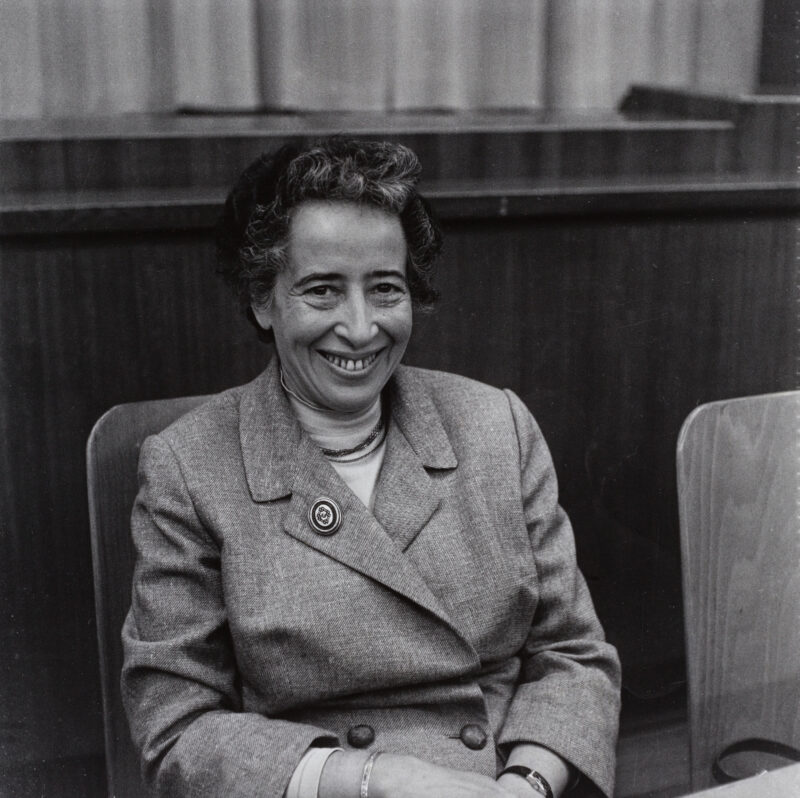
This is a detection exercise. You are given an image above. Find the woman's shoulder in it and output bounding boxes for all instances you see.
[395,364,520,430]
[396,366,553,479]
[397,364,508,404]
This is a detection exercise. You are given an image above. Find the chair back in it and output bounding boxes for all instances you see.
[677,391,800,791]
[87,396,208,798]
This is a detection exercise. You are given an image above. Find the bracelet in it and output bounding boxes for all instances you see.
[360,750,382,798]
[499,765,554,798]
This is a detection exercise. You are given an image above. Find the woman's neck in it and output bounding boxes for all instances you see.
[281,370,383,454]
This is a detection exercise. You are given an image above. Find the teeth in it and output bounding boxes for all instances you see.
[323,352,378,371]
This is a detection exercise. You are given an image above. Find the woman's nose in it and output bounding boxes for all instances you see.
[333,295,379,346]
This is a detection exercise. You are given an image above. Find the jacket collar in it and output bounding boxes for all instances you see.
[385,366,458,471]
[239,358,457,502]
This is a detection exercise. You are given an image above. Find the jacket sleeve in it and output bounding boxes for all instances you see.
[121,434,338,798]
[496,390,621,798]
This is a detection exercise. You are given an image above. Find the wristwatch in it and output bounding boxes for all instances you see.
[499,766,554,798]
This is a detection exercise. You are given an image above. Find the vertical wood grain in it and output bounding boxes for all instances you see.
[0,123,739,194]
[407,212,798,686]
[678,393,800,790]
[759,0,800,90]
[0,232,269,772]
[88,396,210,798]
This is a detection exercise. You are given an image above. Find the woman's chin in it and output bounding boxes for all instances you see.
[324,386,383,415]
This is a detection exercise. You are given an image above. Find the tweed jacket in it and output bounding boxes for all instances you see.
[122,358,620,798]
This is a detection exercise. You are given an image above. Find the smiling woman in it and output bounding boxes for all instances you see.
[120,138,621,798]
[252,201,412,415]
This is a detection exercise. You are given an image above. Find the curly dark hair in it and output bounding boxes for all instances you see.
[215,137,443,343]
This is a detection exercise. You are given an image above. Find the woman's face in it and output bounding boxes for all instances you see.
[253,200,412,414]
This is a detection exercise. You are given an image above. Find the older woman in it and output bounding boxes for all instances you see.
[122,138,620,798]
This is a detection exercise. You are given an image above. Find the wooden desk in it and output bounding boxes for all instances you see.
[682,763,800,796]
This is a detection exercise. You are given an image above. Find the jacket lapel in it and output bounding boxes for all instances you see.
[238,360,468,641]
[239,359,299,503]
[281,469,458,632]
[373,367,458,551]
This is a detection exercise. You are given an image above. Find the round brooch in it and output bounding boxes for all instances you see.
[308,497,342,536]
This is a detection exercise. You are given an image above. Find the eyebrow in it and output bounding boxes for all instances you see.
[292,269,407,289]
[372,269,407,281]
[292,272,342,289]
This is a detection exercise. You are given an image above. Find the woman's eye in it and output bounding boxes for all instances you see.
[307,285,334,297]
[375,283,405,295]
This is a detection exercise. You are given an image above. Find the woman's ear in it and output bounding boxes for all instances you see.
[250,301,272,331]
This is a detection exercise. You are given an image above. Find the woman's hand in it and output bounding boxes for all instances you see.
[368,753,514,798]
[319,751,515,798]
[497,772,550,797]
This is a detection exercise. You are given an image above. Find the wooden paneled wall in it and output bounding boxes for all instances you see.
[1,92,798,796]
[2,189,796,786]
[420,208,797,683]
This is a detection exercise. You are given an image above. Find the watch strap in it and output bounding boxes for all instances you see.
[499,765,554,798]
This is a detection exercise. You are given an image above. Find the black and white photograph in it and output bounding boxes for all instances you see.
[1,2,798,797]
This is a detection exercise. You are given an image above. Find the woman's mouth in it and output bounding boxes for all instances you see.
[320,351,381,373]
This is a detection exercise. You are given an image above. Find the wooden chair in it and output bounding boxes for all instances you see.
[677,391,800,791]
[87,396,208,798]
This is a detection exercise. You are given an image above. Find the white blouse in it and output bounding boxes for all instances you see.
[286,393,387,510]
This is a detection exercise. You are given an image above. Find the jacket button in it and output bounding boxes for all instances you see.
[347,724,375,748]
[459,723,487,750]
